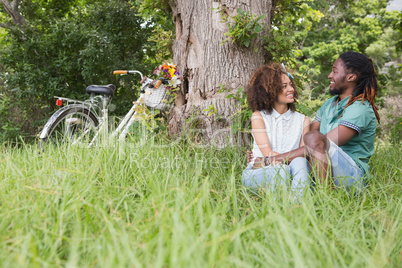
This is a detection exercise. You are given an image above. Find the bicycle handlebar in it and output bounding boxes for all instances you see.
[154,80,162,89]
[113,70,127,75]
[113,70,144,80]
[154,78,169,89]
[113,70,173,89]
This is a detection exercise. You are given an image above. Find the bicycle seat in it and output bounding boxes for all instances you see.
[86,84,116,96]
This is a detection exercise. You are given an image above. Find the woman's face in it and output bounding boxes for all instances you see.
[276,73,295,104]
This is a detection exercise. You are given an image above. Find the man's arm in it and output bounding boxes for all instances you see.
[310,120,320,132]
[267,122,357,165]
[325,125,358,146]
[250,118,358,166]
[267,120,321,164]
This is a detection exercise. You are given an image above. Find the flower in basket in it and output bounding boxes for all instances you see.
[153,62,181,91]
[169,76,180,88]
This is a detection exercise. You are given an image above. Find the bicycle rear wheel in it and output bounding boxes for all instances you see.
[41,106,99,146]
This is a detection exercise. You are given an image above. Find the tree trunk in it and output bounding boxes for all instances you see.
[168,0,272,147]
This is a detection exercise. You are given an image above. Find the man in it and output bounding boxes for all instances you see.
[251,52,380,190]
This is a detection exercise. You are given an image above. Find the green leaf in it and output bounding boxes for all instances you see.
[244,39,250,47]
[237,8,244,15]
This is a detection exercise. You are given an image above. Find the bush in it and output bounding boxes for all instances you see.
[377,95,402,144]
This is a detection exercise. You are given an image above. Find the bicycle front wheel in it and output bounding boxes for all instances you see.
[40,106,99,146]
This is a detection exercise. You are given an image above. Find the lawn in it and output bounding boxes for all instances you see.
[0,137,401,267]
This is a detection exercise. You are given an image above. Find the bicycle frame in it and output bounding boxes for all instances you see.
[88,91,146,147]
[89,72,152,146]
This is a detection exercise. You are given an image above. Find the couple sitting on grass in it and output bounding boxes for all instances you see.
[243,51,380,199]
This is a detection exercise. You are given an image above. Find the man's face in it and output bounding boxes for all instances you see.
[328,58,348,96]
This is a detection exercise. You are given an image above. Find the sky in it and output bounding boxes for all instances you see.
[387,0,402,11]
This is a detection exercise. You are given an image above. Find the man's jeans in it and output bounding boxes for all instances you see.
[327,138,365,192]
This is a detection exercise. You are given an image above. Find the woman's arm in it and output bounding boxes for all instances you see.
[299,116,310,147]
[251,111,277,157]
[266,119,319,164]
[250,119,321,167]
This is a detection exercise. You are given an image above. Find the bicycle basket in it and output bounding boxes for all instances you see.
[144,84,170,111]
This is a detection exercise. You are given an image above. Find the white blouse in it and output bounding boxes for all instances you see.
[251,109,305,161]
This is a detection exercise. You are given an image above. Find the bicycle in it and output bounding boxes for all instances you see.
[39,69,174,147]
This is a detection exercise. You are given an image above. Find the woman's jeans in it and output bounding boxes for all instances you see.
[242,157,310,199]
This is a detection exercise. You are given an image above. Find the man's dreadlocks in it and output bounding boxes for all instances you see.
[338,52,380,122]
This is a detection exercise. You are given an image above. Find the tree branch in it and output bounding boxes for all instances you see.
[0,0,26,27]
[10,0,20,10]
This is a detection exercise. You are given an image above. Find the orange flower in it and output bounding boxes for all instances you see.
[162,63,169,70]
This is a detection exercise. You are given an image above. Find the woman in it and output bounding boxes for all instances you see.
[243,63,310,199]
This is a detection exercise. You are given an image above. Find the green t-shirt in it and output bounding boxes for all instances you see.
[315,96,377,175]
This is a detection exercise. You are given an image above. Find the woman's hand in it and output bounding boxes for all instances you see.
[248,151,280,168]
[268,154,282,165]
[269,152,280,165]
[246,151,254,165]
[269,151,279,157]
[252,157,264,169]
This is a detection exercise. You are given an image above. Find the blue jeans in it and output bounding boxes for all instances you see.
[242,157,310,199]
[327,139,366,192]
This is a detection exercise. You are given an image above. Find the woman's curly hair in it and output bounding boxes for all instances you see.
[246,63,298,113]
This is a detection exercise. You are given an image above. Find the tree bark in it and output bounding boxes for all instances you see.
[0,0,25,29]
[168,0,272,147]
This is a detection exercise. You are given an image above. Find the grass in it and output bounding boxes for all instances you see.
[0,136,401,267]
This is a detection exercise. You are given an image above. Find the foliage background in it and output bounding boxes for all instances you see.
[0,0,401,144]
